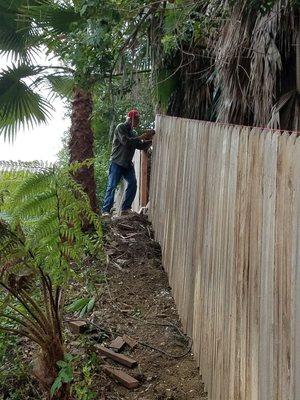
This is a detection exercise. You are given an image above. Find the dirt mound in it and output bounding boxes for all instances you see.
[88,214,207,399]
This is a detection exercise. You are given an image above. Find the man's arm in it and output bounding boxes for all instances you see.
[116,124,149,147]
[132,129,155,150]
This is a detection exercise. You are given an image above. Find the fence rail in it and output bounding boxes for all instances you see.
[149,115,300,400]
[0,160,54,173]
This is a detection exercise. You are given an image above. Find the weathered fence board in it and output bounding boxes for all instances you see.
[149,115,300,400]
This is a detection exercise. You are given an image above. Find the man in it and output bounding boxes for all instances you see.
[101,109,154,216]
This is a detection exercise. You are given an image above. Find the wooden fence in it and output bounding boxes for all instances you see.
[149,115,300,400]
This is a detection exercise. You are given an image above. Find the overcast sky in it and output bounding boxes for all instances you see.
[0,52,70,162]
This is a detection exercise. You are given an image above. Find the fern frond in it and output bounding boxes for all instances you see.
[12,190,56,219]
[1,162,103,283]
[9,169,54,203]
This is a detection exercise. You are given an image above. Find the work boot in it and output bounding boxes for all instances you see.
[121,209,134,216]
[101,212,111,219]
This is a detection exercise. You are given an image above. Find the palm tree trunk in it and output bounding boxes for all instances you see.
[69,88,98,213]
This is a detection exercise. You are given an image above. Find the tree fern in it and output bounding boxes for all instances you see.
[0,161,103,283]
[0,222,68,398]
[0,161,103,398]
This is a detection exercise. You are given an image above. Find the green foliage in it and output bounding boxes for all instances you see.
[0,163,103,283]
[0,0,41,61]
[72,354,98,400]
[37,0,122,87]
[0,64,52,141]
[0,0,155,143]
[0,334,39,399]
[22,0,81,36]
[0,0,75,141]
[161,34,178,55]
[0,62,73,141]
[46,75,74,100]
[94,143,110,204]
[0,223,67,397]
[66,296,95,317]
[155,69,178,112]
[51,354,74,398]
[160,2,203,54]
[0,162,104,398]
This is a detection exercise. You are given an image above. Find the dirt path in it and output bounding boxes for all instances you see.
[88,214,207,400]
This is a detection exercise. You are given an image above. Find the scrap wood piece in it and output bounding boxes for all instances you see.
[124,232,143,238]
[95,344,138,368]
[105,248,116,256]
[109,336,126,352]
[68,320,87,334]
[123,334,138,349]
[111,261,123,271]
[117,223,134,231]
[103,365,139,389]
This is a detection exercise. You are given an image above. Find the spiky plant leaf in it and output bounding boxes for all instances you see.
[21,0,81,36]
[46,74,74,99]
[0,63,53,141]
[0,0,41,60]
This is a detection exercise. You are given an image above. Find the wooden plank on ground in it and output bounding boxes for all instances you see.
[103,365,139,389]
[123,334,138,349]
[68,320,87,334]
[109,336,126,352]
[95,345,137,368]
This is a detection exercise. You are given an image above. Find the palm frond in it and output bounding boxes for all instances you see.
[21,0,81,36]
[0,63,53,141]
[46,74,74,99]
[0,0,42,60]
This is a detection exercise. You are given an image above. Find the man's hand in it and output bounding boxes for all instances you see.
[139,132,149,140]
[140,129,155,141]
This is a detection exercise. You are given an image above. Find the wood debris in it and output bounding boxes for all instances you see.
[68,320,87,334]
[123,334,138,349]
[109,336,126,352]
[103,365,139,389]
[95,344,138,368]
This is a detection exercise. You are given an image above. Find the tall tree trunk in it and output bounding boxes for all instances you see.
[69,88,98,213]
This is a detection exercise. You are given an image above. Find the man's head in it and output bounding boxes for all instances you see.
[127,109,140,128]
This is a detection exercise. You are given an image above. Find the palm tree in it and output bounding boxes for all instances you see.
[150,0,300,130]
[0,0,99,211]
[0,0,157,214]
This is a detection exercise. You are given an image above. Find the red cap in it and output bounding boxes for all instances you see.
[127,109,140,119]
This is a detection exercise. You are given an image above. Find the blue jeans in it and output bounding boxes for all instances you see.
[102,162,137,213]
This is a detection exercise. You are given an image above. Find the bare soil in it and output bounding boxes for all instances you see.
[79,214,208,400]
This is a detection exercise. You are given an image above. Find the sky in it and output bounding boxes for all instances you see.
[0,52,70,162]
